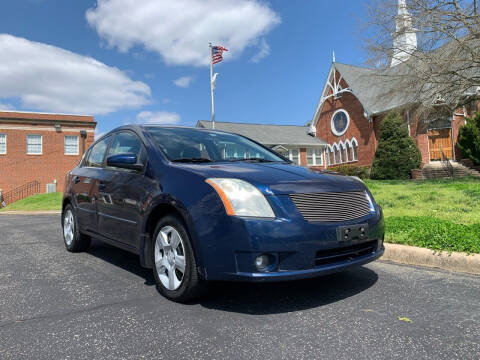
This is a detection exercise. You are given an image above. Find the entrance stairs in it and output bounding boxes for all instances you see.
[416,161,480,180]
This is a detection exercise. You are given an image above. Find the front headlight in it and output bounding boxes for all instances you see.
[205,178,275,218]
[365,191,376,213]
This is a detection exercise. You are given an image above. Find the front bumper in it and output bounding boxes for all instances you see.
[195,196,385,281]
[227,246,384,282]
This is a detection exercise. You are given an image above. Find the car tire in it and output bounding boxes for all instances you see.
[62,204,91,252]
[151,214,205,302]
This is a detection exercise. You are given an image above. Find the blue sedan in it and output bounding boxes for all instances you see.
[62,125,384,301]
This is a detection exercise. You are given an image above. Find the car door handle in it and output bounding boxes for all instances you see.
[74,176,81,184]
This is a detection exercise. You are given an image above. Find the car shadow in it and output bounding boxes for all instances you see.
[199,267,378,315]
[86,239,378,314]
[86,239,156,286]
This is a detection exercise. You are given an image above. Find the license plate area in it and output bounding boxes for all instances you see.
[337,224,369,242]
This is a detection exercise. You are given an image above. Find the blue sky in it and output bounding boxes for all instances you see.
[0,0,371,137]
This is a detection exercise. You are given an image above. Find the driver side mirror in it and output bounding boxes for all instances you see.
[106,153,144,171]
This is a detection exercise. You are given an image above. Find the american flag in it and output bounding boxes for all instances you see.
[211,45,228,64]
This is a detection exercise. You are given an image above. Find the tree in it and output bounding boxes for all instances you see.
[363,0,480,116]
[457,111,480,165]
[371,112,422,179]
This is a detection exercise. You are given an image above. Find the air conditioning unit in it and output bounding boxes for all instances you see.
[46,183,57,193]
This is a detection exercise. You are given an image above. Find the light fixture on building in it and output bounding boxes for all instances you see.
[54,124,61,132]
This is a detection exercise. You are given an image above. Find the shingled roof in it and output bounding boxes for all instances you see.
[323,37,480,118]
[333,63,415,115]
[196,120,327,147]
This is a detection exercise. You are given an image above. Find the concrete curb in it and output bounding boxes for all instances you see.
[0,210,61,215]
[382,243,480,276]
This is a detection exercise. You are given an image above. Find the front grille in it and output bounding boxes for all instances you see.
[315,240,377,266]
[289,191,371,222]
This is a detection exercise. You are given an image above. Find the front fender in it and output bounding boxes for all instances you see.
[138,192,206,275]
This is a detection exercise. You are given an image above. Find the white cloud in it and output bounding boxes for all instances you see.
[173,76,193,88]
[0,102,13,110]
[0,34,151,115]
[86,0,281,66]
[136,110,181,124]
[251,38,270,63]
[94,128,106,140]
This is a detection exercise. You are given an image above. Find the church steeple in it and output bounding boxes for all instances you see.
[391,0,417,67]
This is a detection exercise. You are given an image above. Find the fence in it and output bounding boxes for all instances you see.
[0,180,41,207]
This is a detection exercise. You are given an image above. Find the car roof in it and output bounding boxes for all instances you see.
[107,124,239,136]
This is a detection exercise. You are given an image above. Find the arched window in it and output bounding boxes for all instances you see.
[351,138,358,161]
[333,144,340,164]
[345,141,351,162]
[339,142,347,163]
[327,146,334,165]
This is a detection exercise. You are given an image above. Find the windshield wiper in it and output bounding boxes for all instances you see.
[229,158,275,163]
[171,158,213,163]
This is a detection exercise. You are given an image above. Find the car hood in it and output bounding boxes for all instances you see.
[175,162,366,195]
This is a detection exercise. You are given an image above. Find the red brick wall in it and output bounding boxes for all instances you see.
[299,148,307,166]
[0,126,94,194]
[313,71,460,168]
[315,77,378,167]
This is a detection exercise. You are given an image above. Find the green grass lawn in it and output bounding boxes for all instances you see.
[2,178,479,253]
[0,192,62,212]
[365,177,480,254]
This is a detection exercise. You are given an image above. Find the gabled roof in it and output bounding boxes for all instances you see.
[312,37,480,127]
[196,120,327,147]
[333,62,414,115]
[311,62,414,128]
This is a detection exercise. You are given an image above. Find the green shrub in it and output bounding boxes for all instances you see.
[457,112,480,165]
[371,112,422,180]
[385,216,480,254]
[332,165,370,179]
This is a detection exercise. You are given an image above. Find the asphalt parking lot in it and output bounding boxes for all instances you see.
[1,214,479,360]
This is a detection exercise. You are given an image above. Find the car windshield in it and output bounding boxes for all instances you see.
[146,127,287,163]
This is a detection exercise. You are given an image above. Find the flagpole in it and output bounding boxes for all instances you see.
[209,42,215,130]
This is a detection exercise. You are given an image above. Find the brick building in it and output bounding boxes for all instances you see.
[309,0,479,170]
[0,111,96,202]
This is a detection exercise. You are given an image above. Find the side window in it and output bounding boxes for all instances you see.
[86,136,111,168]
[107,131,146,167]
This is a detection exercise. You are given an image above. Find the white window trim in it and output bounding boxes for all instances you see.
[326,139,359,167]
[345,141,351,162]
[331,109,350,136]
[64,135,79,156]
[0,133,6,155]
[326,145,334,165]
[288,148,300,165]
[307,148,323,166]
[351,137,359,161]
[27,134,43,155]
[333,144,340,164]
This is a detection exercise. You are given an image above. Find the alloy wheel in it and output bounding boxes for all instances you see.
[63,210,74,246]
[154,226,186,291]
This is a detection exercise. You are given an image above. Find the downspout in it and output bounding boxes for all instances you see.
[80,130,87,155]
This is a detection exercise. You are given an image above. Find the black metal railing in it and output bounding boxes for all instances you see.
[0,180,41,207]
[440,147,454,178]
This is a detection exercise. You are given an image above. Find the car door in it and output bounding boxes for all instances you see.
[72,135,112,232]
[96,131,149,247]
